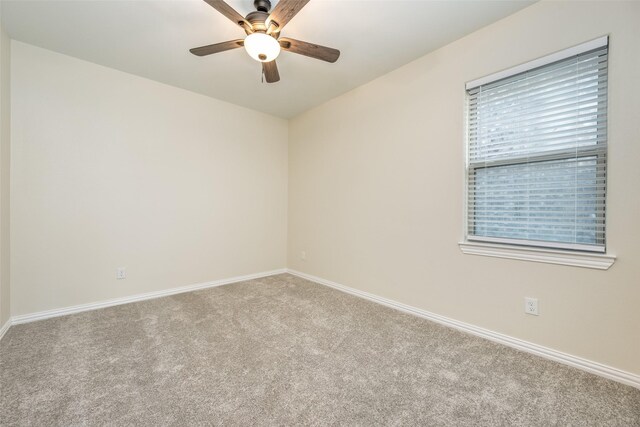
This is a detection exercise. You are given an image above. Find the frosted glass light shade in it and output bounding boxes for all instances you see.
[244,33,281,62]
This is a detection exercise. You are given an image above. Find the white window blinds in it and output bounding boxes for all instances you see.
[466,38,608,253]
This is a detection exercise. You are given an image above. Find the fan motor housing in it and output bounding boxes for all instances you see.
[246,10,269,32]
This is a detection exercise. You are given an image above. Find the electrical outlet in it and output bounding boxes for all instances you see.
[524,297,539,315]
[300,251,306,261]
[116,267,126,280]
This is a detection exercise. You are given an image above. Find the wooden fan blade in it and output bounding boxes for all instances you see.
[202,0,253,33]
[190,39,244,56]
[266,0,310,34]
[262,60,280,83]
[279,38,340,63]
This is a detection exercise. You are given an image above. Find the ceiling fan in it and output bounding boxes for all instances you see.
[190,0,340,83]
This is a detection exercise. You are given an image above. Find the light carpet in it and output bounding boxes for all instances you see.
[1,273,639,426]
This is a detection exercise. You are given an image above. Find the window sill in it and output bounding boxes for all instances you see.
[458,241,616,270]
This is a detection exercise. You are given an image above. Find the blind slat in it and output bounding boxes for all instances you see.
[469,63,607,105]
[469,70,607,110]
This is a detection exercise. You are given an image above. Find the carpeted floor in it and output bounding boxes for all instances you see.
[1,274,639,426]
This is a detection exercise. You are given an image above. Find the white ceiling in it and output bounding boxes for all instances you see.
[1,0,535,118]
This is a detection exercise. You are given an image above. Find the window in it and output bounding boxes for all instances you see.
[465,37,608,253]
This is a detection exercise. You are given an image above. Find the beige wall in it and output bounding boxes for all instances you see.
[288,1,640,375]
[10,42,288,316]
[0,16,10,326]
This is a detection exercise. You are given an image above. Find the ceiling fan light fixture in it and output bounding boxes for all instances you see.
[244,32,280,62]
[190,0,339,83]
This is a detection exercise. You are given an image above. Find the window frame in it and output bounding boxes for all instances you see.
[460,36,615,268]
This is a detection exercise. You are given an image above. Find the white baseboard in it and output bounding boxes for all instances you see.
[0,319,10,341]
[8,268,287,326]
[3,267,638,390]
[286,269,640,390]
